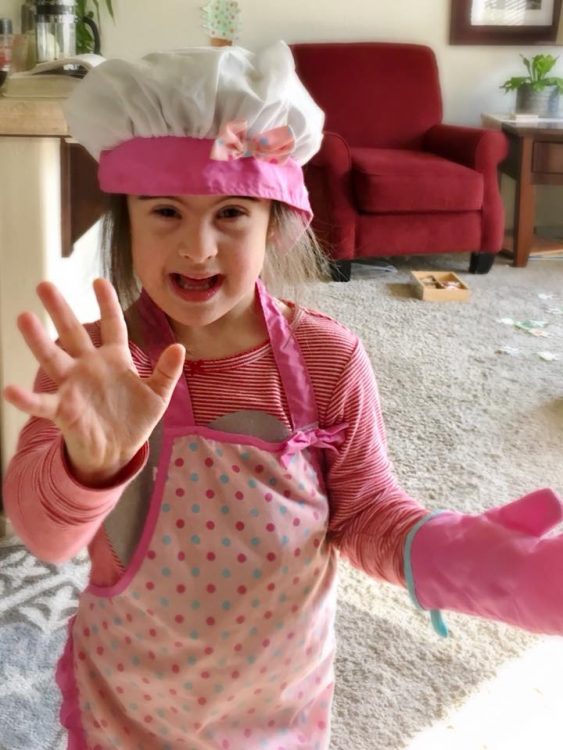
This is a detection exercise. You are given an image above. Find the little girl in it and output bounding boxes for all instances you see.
[3,41,563,750]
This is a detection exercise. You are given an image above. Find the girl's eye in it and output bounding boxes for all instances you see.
[153,207,181,219]
[217,206,247,220]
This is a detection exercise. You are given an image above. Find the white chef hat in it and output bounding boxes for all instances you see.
[63,41,325,222]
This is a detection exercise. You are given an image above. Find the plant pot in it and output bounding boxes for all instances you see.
[515,84,560,117]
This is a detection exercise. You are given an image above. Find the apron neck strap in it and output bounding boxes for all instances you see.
[255,280,318,430]
[137,281,318,431]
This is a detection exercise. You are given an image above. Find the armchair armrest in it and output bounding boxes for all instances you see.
[423,123,508,174]
[423,123,508,253]
[310,130,352,173]
[306,131,357,260]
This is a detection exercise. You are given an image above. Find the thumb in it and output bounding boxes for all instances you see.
[147,343,186,403]
[485,487,563,537]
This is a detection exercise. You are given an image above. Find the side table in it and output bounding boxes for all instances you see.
[482,113,563,267]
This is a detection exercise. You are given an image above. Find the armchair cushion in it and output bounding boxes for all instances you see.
[351,148,484,214]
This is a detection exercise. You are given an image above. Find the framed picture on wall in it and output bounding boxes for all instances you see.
[450,0,563,44]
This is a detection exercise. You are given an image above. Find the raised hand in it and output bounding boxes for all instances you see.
[2,279,185,486]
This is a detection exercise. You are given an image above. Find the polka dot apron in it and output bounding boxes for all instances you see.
[56,281,347,750]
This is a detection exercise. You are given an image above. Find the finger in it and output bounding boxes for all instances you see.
[146,344,186,403]
[94,278,130,351]
[17,311,73,385]
[36,281,95,358]
[3,384,59,421]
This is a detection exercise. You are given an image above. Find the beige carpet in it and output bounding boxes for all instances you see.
[299,253,563,750]
[1,252,562,750]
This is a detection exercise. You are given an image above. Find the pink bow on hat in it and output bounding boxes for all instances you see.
[210,120,295,164]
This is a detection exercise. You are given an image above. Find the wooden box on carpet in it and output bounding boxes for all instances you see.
[411,271,470,302]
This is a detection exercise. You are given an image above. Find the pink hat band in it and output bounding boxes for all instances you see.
[98,136,313,222]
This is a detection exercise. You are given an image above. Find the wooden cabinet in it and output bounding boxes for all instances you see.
[61,139,105,257]
[532,141,563,175]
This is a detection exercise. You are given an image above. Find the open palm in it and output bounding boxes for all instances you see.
[2,279,185,486]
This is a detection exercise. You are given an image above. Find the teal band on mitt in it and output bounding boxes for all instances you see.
[404,511,449,638]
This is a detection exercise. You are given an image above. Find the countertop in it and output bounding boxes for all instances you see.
[0,95,69,136]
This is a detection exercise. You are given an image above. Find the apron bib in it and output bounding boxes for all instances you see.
[57,282,346,750]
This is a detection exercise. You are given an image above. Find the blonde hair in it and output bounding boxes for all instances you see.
[100,195,330,309]
[261,201,330,300]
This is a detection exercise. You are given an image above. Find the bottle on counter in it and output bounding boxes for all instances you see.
[21,1,36,35]
[21,1,37,69]
[0,18,14,88]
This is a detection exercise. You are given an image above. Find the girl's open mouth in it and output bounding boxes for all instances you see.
[169,273,223,302]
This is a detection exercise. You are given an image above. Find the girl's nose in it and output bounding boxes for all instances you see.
[177,224,218,262]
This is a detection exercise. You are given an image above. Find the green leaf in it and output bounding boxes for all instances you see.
[76,19,95,54]
[543,77,563,92]
[520,54,532,78]
[503,53,563,90]
[500,76,529,91]
[75,0,116,51]
[532,54,556,80]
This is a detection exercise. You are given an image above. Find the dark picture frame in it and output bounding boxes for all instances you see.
[450,0,563,44]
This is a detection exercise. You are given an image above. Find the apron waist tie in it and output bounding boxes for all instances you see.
[279,423,348,468]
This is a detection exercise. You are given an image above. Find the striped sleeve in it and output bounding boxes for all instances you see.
[322,337,428,585]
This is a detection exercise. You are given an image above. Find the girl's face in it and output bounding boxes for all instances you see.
[127,194,272,335]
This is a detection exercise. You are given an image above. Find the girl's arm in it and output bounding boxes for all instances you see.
[324,339,427,585]
[323,337,563,636]
[3,346,149,565]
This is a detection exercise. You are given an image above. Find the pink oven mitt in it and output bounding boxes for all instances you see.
[404,488,563,636]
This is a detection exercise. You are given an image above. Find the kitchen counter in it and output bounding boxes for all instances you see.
[0,96,69,135]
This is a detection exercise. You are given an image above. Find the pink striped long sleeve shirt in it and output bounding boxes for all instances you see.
[3,303,427,588]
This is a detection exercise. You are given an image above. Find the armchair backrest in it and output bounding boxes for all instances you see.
[291,42,443,149]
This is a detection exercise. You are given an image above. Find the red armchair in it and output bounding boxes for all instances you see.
[291,42,508,280]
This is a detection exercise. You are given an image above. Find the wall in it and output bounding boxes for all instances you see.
[1,0,562,320]
[2,0,562,124]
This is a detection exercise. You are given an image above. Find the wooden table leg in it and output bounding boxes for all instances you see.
[513,134,534,268]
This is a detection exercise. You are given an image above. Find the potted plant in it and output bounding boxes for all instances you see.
[76,0,115,54]
[201,0,241,46]
[500,54,563,117]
